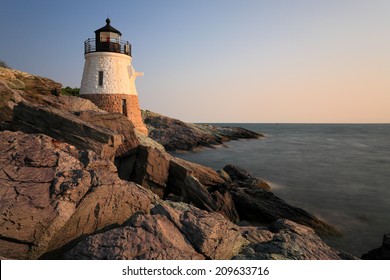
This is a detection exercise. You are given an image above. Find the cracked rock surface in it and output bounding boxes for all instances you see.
[0,131,155,259]
[60,203,354,260]
[62,201,247,260]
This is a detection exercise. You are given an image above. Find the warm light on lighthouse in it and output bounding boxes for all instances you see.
[80,18,148,135]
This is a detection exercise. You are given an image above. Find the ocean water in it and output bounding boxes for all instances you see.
[173,124,390,257]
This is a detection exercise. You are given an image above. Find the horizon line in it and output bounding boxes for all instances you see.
[194,122,390,125]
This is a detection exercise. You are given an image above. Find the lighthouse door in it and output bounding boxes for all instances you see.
[122,99,128,117]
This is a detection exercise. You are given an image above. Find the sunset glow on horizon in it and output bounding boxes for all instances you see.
[1,0,389,123]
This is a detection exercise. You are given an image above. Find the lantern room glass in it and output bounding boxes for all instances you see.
[99,32,120,43]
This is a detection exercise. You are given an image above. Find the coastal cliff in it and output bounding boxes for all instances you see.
[0,67,357,260]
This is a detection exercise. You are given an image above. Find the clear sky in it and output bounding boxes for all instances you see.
[1,0,389,123]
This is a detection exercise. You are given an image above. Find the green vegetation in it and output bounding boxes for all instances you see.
[0,60,10,69]
[61,86,80,96]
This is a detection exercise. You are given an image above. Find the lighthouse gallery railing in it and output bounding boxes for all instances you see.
[84,38,132,56]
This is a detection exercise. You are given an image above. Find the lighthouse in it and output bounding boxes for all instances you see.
[80,18,148,135]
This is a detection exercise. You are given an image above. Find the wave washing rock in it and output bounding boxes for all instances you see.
[142,110,263,151]
[222,165,339,236]
[0,131,155,259]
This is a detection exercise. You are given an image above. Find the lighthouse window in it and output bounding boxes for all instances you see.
[98,71,104,86]
[122,99,128,116]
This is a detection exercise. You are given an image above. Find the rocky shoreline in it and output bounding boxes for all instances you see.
[0,67,381,260]
[142,110,263,151]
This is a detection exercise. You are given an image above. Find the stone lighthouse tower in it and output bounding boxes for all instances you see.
[80,18,148,135]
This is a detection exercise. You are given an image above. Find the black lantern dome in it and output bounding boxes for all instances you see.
[95,18,122,39]
[84,18,131,56]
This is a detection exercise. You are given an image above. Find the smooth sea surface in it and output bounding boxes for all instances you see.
[173,124,390,257]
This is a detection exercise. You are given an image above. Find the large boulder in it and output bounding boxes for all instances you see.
[129,145,170,197]
[166,159,239,222]
[212,187,239,223]
[61,202,247,260]
[169,157,224,188]
[62,212,205,260]
[115,130,167,191]
[76,110,140,157]
[152,202,247,259]
[167,164,218,212]
[9,101,123,160]
[35,94,103,113]
[0,131,155,259]
[234,219,356,260]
